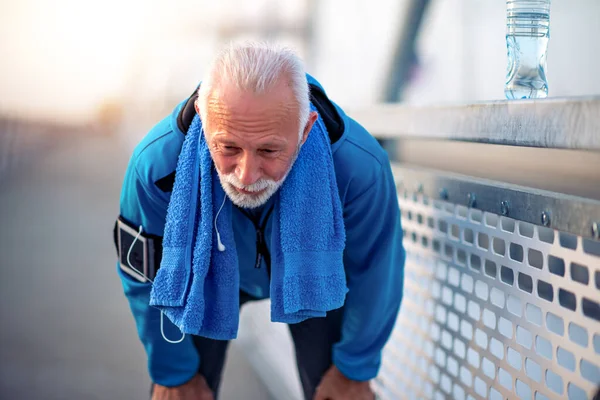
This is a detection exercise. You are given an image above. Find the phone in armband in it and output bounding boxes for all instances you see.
[116,218,156,283]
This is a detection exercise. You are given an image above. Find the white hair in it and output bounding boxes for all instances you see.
[197,41,310,139]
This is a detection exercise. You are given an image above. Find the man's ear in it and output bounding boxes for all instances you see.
[194,100,201,116]
[301,111,318,146]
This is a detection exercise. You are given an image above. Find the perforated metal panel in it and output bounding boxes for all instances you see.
[373,189,600,400]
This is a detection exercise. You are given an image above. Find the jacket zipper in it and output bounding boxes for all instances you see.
[239,205,274,278]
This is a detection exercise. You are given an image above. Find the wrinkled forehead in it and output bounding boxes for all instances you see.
[203,81,300,132]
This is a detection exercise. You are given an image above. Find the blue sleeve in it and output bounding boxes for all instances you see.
[118,155,200,387]
[332,161,406,381]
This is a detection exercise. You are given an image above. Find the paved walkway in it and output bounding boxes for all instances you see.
[0,132,273,400]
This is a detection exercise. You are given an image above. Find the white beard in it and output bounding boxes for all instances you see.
[216,144,301,209]
[217,171,283,209]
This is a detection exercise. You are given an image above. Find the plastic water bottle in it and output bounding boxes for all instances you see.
[505,0,551,99]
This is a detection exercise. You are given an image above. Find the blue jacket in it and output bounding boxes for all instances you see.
[117,75,405,387]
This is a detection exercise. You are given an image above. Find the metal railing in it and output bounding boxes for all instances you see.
[238,97,600,400]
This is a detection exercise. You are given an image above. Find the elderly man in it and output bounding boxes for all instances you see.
[114,42,405,400]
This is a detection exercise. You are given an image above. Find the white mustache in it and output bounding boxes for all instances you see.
[221,173,277,192]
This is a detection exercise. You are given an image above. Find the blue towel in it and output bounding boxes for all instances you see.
[150,106,347,340]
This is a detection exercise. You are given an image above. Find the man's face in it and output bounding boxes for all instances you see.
[198,79,315,209]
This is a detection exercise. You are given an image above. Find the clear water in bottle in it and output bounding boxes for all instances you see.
[505,0,551,99]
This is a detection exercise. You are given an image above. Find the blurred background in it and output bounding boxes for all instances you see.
[0,0,599,399]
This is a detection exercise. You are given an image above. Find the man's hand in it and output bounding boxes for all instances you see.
[314,365,375,400]
[151,374,214,400]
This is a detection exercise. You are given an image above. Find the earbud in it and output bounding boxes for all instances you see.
[217,231,226,252]
[215,196,227,252]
